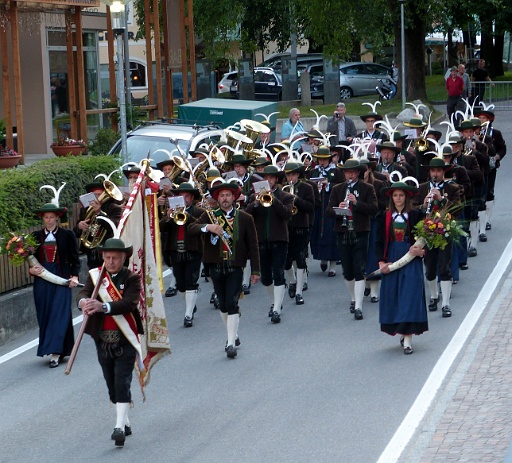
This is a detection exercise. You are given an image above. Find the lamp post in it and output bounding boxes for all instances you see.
[399,0,406,109]
[104,0,128,165]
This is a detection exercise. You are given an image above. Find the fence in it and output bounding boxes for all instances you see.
[473,81,512,110]
[0,203,81,295]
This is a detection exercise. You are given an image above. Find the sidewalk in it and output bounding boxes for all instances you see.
[401,264,512,463]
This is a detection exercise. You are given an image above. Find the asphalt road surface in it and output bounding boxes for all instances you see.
[1,115,511,463]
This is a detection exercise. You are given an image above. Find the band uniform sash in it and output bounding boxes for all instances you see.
[89,267,143,363]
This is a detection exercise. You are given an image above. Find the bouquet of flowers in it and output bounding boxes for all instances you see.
[414,207,466,250]
[0,233,38,265]
[0,232,79,287]
[51,137,86,147]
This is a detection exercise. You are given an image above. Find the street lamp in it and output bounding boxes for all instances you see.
[102,0,129,164]
[399,0,406,109]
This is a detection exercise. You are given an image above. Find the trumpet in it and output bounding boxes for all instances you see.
[257,189,273,207]
[170,206,188,225]
[282,183,298,215]
[413,137,429,152]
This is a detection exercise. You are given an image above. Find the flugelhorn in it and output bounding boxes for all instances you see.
[282,184,297,215]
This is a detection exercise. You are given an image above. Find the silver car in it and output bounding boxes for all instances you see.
[339,62,391,99]
[217,71,238,94]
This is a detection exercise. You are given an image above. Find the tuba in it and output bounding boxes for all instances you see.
[225,129,254,161]
[80,180,123,249]
[241,119,271,160]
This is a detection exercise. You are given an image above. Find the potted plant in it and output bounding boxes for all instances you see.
[50,137,86,156]
[0,147,21,169]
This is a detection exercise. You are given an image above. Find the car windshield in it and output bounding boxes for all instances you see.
[111,135,188,164]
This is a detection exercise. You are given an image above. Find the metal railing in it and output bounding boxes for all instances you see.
[472,81,512,110]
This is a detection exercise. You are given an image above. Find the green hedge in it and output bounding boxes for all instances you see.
[0,155,122,235]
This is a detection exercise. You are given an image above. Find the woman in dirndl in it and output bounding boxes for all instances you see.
[375,181,428,355]
[30,203,80,368]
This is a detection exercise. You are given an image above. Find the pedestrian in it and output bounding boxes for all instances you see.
[30,202,80,368]
[376,180,428,355]
[280,107,305,146]
[189,181,260,358]
[446,66,464,121]
[326,102,357,145]
[77,238,143,447]
[471,59,494,107]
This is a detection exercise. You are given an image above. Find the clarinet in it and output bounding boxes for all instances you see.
[341,187,351,228]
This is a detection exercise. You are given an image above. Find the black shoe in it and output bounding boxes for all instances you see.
[403,347,414,355]
[211,293,220,309]
[303,282,308,292]
[354,309,363,320]
[271,311,281,324]
[320,262,327,272]
[349,301,355,313]
[295,294,304,305]
[124,426,132,436]
[486,222,491,231]
[400,336,404,347]
[242,284,251,295]
[468,247,477,257]
[226,345,237,358]
[459,264,469,270]
[364,287,371,297]
[111,428,125,446]
[165,286,177,297]
[428,298,438,312]
[49,360,59,368]
[328,270,336,277]
[184,316,193,327]
[479,233,487,242]
[371,296,379,303]
[288,283,297,298]
[209,293,216,304]
[442,306,452,318]
[268,304,274,317]
[225,337,241,351]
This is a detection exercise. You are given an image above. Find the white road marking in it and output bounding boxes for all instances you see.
[377,238,512,463]
[0,269,172,365]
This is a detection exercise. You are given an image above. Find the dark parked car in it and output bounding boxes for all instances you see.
[230,67,283,101]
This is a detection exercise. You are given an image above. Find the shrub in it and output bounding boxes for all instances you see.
[88,128,120,156]
[0,155,122,234]
[431,61,444,75]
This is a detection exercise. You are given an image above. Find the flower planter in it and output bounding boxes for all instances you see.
[0,155,22,169]
[51,145,85,157]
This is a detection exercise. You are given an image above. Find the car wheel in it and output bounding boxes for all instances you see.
[339,87,353,99]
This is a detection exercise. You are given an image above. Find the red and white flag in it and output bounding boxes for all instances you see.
[119,165,171,399]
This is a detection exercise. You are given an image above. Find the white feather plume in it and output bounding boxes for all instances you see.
[254,112,279,124]
[96,216,121,239]
[374,115,399,141]
[310,108,328,130]
[39,182,66,207]
[405,102,428,115]
[362,101,381,114]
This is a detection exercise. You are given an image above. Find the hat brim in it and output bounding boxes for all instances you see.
[381,184,418,198]
[473,110,495,122]
[376,144,401,153]
[360,114,383,122]
[34,207,68,218]
[209,183,241,201]
[98,245,133,258]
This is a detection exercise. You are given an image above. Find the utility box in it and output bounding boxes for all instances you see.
[177,98,278,130]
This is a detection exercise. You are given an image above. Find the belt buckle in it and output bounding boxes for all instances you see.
[222,250,229,260]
